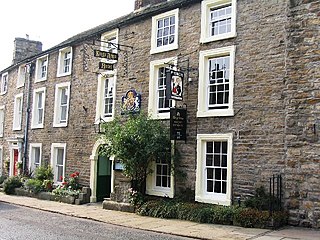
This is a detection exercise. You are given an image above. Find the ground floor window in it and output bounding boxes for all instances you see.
[195,133,233,205]
[146,158,173,198]
[29,143,42,174]
[51,143,66,184]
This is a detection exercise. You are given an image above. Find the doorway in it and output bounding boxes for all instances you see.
[96,155,112,202]
[13,149,19,176]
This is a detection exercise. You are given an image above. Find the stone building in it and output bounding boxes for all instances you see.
[0,0,319,227]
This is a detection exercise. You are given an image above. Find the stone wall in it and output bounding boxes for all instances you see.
[284,0,320,228]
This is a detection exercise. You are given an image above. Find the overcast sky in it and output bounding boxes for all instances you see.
[0,0,134,70]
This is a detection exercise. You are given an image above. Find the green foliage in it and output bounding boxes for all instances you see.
[100,113,172,193]
[3,176,23,194]
[25,179,43,193]
[244,186,280,211]
[52,171,81,197]
[136,199,288,229]
[34,166,54,182]
[52,186,81,197]
[0,175,7,185]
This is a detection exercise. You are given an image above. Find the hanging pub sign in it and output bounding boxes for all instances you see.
[99,62,114,71]
[166,69,184,101]
[94,50,118,61]
[170,108,187,141]
[121,89,141,114]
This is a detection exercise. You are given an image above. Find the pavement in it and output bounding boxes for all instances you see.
[0,193,319,240]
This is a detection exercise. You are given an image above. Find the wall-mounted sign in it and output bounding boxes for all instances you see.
[170,108,187,141]
[113,160,124,171]
[99,62,114,71]
[94,50,118,61]
[121,89,141,114]
[166,69,184,101]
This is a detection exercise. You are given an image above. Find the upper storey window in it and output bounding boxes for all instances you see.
[17,65,26,88]
[57,47,72,77]
[151,9,179,54]
[0,72,8,95]
[35,55,48,82]
[200,0,236,43]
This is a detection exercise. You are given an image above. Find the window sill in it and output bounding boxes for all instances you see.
[150,43,178,55]
[31,124,44,129]
[195,195,231,206]
[12,127,22,131]
[57,72,71,78]
[200,32,237,44]
[35,78,47,83]
[53,122,68,128]
[0,92,7,96]
[146,188,173,198]
[197,108,234,118]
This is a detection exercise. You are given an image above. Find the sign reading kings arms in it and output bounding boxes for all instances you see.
[94,50,118,60]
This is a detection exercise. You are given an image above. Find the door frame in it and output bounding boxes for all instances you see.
[7,137,23,176]
[90,139,114,202]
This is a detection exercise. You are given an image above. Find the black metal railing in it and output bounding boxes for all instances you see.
[269,174,282,216]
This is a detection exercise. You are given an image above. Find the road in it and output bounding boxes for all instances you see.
[0,202,195,240]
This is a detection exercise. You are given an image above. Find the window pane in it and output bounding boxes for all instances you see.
[57,148,64,165]
[207,180,213,192]
[57,166,63,182]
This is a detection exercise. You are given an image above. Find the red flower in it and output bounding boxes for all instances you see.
[62,182,67,185]
[60,176,63,181]
[75,171,80,176]
[70,173,76,178]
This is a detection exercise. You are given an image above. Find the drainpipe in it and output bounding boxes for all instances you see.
[23,62,34,175]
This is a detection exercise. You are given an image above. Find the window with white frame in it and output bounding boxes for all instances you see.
[29,143,42,173]
[17,65,26,88]
[150,9,179,54]
[53,82,70,127]
[195,133,233,205]
[146,158,174,198]
[197,46,235,117]
[0,72,8,95]
[0,146,3,175]
[95,30,118,123]
[35,55,48,82]
[200,0,237,43]
[57,47,72,77]
[31,87,46,129]
[101,29,118,55]
[0,106,4,137]
[95,74,116,123]
[51,143,66,184]
[148,58,176,119]
[13,93,23,130]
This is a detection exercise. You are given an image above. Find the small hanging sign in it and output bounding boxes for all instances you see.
[94,50,118,61]
[99,62,114,71]
[170,108,187,141]
[166,69,184,101]
[121,89,141,114]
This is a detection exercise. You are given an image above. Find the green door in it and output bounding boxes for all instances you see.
[96,155,112,202]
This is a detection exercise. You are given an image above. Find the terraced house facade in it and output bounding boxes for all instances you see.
[0,0,319,227]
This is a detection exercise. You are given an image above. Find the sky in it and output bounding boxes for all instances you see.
[0,0,134,70]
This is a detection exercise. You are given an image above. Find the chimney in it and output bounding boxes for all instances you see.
[134,0,167,10]
[12,37,42,65]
